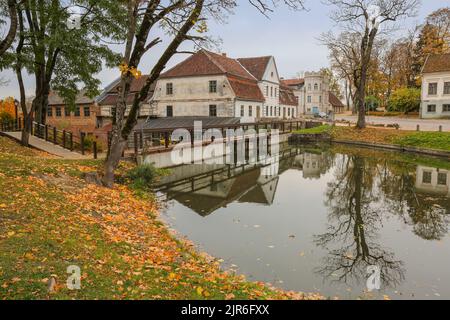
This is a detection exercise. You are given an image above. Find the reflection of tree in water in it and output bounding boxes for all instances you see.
[314,155,405,288]
[378,161,449,241]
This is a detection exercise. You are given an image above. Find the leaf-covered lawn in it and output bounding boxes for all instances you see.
[331,127,450,152]
[0,136,322,300]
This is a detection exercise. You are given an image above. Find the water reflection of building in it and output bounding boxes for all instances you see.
[164,164,279,216]
[416,166,450,197]
[292,152,330,179]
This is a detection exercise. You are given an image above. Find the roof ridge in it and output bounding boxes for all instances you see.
[202,50,228,74]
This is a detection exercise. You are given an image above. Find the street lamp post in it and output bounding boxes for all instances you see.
[14,99,19,129]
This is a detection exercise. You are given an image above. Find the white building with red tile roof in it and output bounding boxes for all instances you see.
[151,50,297,122]
[420,53,450,119]
[282,71,344,116]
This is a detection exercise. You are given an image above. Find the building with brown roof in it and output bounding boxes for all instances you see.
[151,50,297,122]
[420,53,450,119]
[282,71,344,116]
[46,90,97,136]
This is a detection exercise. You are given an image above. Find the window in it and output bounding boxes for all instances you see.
[55,107,62,117]
[288,108,291,117]
[209,80,217,93]
[270,106,273,117]
[166,106,173,117]
[319,96,322,103]
[428,83,438,95]
[265,86,269,96]
[166,83,173,95]
[443,104,450,112]
[74,106,80,117]
[240,105,245,117]
[270,87,273,97]
[307,96,312,103]
[249,106,253,117]
[209,105,217,117]
[444,82,450,95]
[65,107,71,117]
[271,72,274,77]
[314,83,318,91]
[427,104,437,113]
[438,172,447,186]
[83,106,90,117]
[47,107,53,117]
[423,171,432,184]
[308,84,311,90]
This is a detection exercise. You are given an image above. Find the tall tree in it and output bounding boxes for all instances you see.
[5,0,124,145]
[325,0,419,128]
[103,0,306,187]
[0,0,17,56]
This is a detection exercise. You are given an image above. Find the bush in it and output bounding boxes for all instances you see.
[365,95,381,111]
[388,87,420,113]
[0,111,14,124]
[126,164,157,191]
[82,135,104,153]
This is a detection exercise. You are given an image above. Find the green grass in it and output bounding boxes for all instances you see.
[294,125,332,135]
[392,131,450,152]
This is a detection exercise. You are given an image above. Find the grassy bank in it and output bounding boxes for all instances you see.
[294,125,450,152]
[0,137,321,300]
[332,126,450,152]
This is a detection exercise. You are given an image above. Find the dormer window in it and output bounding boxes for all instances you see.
[166,83,173,95]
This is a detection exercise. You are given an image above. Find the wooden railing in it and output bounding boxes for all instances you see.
[128,119,324,158]
[0,118,24,132]
[31,122,98,159]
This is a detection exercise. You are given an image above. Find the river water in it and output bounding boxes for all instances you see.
[156,143,450,300]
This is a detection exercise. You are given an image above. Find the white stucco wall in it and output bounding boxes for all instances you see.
[421,72,450,119]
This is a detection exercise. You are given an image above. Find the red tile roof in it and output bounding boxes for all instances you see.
[422,53,450,74]
[329,92,344,108]
[279,86,298,106]
[281,78,305,87]
[227,76,265,102]
[160,50,255,80]
[237,56,272,80]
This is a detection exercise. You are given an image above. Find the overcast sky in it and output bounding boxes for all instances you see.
[0,0,446,98]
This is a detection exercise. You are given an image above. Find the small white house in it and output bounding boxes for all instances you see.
[420,53,450,119]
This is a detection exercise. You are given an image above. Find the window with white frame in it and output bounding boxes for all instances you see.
[428,83,437,95]
[427,104,437,113]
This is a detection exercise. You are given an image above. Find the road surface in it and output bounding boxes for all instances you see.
[335,115,450,132]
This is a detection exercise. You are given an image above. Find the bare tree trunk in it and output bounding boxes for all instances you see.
[0,0,18,57]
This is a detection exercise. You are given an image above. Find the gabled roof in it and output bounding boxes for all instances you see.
[48,89,95,106]
[237,56,272,81]
[227,75,265,102]
[281,78,305,88]
[329,92,344,108]
[97,76,156,106]
[160,50,255,80]
[279,86,298,106]
[422,53,450,74]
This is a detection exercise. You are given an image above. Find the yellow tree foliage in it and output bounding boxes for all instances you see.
[0,97,16,118]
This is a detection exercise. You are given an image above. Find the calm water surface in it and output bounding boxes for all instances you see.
[156,144,450,299]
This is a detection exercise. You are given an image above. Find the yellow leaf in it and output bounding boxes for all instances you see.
[196,286,204,296]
